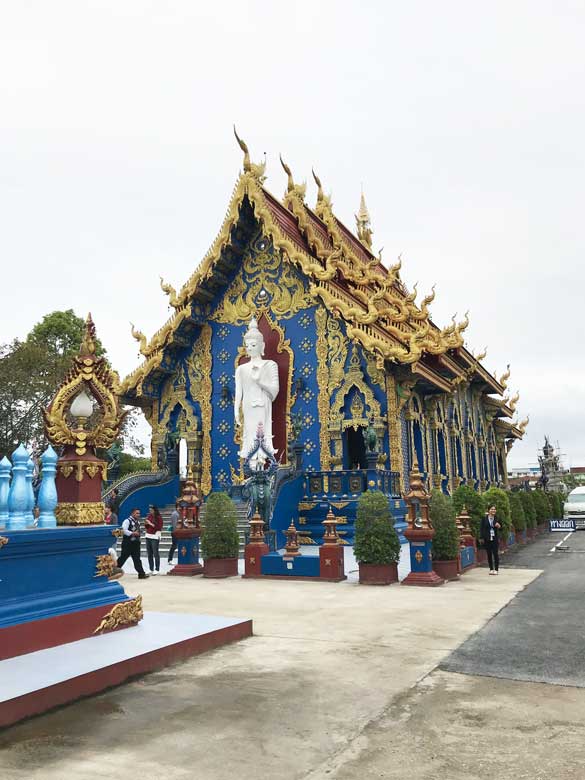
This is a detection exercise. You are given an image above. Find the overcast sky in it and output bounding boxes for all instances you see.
[1,1,583,468]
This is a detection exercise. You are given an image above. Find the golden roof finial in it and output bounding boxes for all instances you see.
[79,313,97,356]
[280,154,295,193]
[159,276,179,309]
[499,363,511,390]
[280,154,306,200]
[475,346,488,362]
[509,390,520,412]
[233,126,266,182]
[312,168,324,202]
[518,415,529,433]
[130,323,148,356]
[355,189,373,250]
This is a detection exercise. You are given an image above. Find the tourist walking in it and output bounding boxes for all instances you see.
[145,504,163,575]
[481,504,501,575]
[117,508,148,579]
[167,502,181,564]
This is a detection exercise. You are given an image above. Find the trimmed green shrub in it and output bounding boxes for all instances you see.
[509,492,526,532]
[519,491,537,529]
[354,490,401,565]
[482,487,512,541]
[430,489,460,561]
[550,492,562,519]
[200,492,240,560]
[452,484,485,541]
[532,490,550,523]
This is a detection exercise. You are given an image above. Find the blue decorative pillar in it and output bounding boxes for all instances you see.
[365,451,380,490]
[25,457,35,527]
[401,459,444,587]
[7,445,29,530]
[0,456,11,528]
[38,445,58,528]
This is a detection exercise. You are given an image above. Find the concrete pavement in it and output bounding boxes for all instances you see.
[0,555,539,779]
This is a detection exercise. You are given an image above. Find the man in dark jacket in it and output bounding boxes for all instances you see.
[480,504,501,575]
[117,508,149,579]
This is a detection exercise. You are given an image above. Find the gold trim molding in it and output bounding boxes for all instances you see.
[56,501,105,526]
[58,460,108,482]
[94,554,116,578]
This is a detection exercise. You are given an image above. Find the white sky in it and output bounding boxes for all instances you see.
[1,1,584,468]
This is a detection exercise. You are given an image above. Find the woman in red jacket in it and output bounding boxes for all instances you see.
[145,504,163,575]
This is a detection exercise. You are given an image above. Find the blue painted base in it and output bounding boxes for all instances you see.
[0,527,128,630]
[261,551,321,578]
[460,545,475,569]
[408,538,434,574]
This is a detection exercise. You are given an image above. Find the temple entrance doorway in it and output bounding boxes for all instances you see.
[345,426,367,470]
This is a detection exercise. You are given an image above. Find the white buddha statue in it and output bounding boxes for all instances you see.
[234,318,279,462]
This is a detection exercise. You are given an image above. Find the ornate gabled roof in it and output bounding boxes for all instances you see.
[120,136,515,410]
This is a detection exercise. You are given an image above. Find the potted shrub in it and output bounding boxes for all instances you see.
[482,487,512,552]
[430,489,460,581]
[519,491,537,540]
[354,490,401,585]
[509,492,527,544]
[201,492,240,578]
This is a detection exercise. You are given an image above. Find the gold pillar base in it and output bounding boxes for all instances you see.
[56,501,105,526]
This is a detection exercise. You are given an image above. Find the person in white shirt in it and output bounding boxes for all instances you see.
[117,508,149,579]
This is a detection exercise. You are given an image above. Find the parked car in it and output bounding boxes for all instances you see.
[564,487,585,529]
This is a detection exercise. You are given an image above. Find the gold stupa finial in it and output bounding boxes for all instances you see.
[79,313,97,356]
[355,189,373,250]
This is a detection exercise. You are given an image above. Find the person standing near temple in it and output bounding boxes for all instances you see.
[480,504,501,575]
[145,504,163,575]
[106,488,121,516]
[117,508,148,579]
[167,502,181,564]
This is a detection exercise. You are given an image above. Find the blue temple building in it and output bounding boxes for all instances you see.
[117,139,527,545]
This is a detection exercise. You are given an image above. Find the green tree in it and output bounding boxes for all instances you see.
[201,492,240,560]
[509,492,526,533]
[519,491,536,529]
[452,484,485,542]
[354,490,401,565]
[482,487,512,542]
[430,489,460,561]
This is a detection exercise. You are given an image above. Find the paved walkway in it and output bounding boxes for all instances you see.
[0,552,538,780]
[441,530,585,687]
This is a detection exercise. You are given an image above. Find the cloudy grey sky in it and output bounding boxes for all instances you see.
[1,1,583,468]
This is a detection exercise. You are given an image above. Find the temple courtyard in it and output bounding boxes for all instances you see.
[2,534,585,779]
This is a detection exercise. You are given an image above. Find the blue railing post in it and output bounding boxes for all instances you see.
[25,456,36,527]
[0,456,10,528]
[7,444,30,530]
[38,445,58,528]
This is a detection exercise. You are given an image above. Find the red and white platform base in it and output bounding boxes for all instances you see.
[0,612,252,728]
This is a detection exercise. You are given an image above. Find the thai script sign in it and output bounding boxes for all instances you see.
[550,518,576,532]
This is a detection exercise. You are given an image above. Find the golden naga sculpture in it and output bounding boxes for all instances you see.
[233,125,266,182]
[43,314,127,455]
[499,363,511,390]
[475,346,488,362]
[130,323,149,356]
[509,391,520,413]
[518,415,530,433]
[159,276,180,308]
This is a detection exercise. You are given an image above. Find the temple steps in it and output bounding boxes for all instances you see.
[139,503,250,559]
